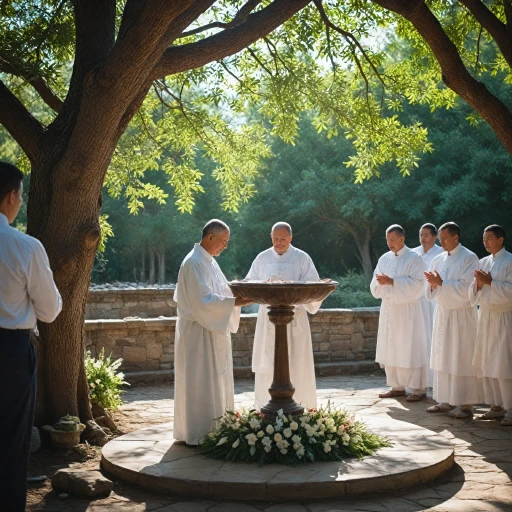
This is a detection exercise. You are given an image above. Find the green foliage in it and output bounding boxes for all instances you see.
[322,271,380,308]
[84,349,129,410]
[199,405,390,466]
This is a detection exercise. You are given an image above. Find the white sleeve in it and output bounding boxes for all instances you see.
[300,254,322,314]
[245,254,262,280]
[370,261,392,300]
[392,256,425,305]
[435,254,479,308]
[184,260,235,334]
[426,257,441,302]
[468,259,488,306]
[490,260,512,305]
[26,241,62,323]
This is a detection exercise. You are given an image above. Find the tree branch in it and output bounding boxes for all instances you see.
[458,0,512,68]
[0,80,44,163]
[0,59,63,112]
[373,0,512,155]
[153,0,310,79]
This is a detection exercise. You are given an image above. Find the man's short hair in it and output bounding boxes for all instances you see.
[271,222,292,235]
[484,224,506,241]
[386,224,405,237]
[420,223,437,236]
[0,161,24,203]
[202,219,229,238]
[439,222,460,237]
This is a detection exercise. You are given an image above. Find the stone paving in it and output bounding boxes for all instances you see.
[29,375,512,511]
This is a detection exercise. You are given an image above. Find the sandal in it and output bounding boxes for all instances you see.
[406,393,426,402]
[451,408,473,419]
[500,416,512,426]
[476,408,505,420]
[378,389,406,398]
[427,403,454,413]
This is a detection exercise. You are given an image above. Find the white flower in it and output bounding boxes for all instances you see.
[95,379,101,384]
[262,436,272,447]
[305,424,316,437]
[277,408,284,417]
[266,424,274,435]
[274,418,283,431]
[232,439,240,448]
[309,437,317,444]
[274,433,283,442]
[337,425,345,435]
[296,447,305,458]
[233,422,240,430]
[217,437,228,446]
[351,434,362,444]
[293,442,302,451]
[280,448,288,455]
[325,417,335,428]
[323,442,332,453]
[342,433,350,443]
[283,428,292,438]
[249,417,261,429]
[117,372,125,380]
[250,445,256,456]
[264,445,272,453]
[292,435,301,444]
[290,421,298,431]
[245,433,258,446]
[257,430,265,438]
[90,382,95,389]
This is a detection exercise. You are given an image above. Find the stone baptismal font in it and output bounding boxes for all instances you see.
[229,280,337,419]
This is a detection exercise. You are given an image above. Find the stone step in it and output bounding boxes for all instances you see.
[124,360,383,386]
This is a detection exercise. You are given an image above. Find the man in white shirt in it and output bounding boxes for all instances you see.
[245,222,322,409]
[371,224,430,402]
[469,225,512,426]
[0,162,62,512]
[412,223,444,387]
[425,222,483,418]
[173,219,250,445]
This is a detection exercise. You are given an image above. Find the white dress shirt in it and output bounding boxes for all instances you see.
[0,212,62,329]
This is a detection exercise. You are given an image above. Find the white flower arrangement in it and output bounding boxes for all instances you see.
[199,403,390,466]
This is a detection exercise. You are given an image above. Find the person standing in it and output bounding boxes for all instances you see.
[173,219,250,445]
[469,225,512,426]
[0,162,62,511]
[246,222,322,409]
[412,223,444,387]
[371,224,429,402]
[425,222,483,418]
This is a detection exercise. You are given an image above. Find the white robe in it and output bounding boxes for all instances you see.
[412,244,445,386]
[245,245,321,409]
[173,243,240,444]
[469,248,512,409]
[427,244,484,406]
[370,246,429,392]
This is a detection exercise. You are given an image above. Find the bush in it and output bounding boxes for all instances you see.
[322,270,380,309]
[84,349,129,410]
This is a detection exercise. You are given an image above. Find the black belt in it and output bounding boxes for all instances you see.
[0,327,31,336]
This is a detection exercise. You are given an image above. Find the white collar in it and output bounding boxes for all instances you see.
[194,242,213,262]
[448,243,461,256]
[394,245,408,257]
[272,244,293,257]
[493,247,506,260]
[0,212,8,226]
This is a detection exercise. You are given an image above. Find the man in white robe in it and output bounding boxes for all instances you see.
[425,221,483,418]
[412,223,444,387]
[245,222,321,409]
[371,224,429,401]
[173,219,250,445]
[469,225,512,426]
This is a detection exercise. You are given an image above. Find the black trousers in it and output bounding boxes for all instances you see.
[0,328,36,512]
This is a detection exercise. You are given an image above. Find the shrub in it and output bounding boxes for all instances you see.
[84,349,129,410]
[322,270,379,308]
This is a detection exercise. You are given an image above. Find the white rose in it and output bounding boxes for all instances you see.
[264,445,272,453]
[280,448,287,455]
[245,433,258,446]
[296,447,305,458]
[274,433,283,442]
[292,435,301,444]
[283,428,292,438]
[262,436,272,447]
[249,417,261,429]
[266,424,274,435]
[290,421,298,431]
[257,430,264,438]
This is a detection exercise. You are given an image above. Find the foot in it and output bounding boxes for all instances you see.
[451,407,473,419]
[476,407,506,420]
[427,403,454,413]
[501,413,512,426]
[406,393,427,402]
[378,389,406,398]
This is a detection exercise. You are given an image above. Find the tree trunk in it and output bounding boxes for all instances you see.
[141,247,146,282]
[157,247,165,285]
[352,227,374,284]
[149,245,156,284]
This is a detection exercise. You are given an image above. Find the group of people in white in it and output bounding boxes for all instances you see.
[371,222,511,426]
[173,218,511,447]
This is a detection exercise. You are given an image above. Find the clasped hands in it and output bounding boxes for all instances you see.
[424,270,443,290]
[375,273,393,286]
[474,269,492,291]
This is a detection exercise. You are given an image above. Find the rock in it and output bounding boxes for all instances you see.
[83,420,109,446]
[52,469,113,498]
[30,426,41,453]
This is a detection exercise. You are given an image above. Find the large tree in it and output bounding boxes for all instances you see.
[1,0,511,436]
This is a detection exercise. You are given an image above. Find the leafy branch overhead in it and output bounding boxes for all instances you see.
[1,0,512,212]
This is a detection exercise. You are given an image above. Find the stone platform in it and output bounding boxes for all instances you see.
[101,415,454,502]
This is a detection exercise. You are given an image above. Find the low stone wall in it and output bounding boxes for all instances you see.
[84,308,379,375]
[86,288,176,320]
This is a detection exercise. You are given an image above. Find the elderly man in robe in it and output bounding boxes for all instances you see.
[245,222,321,409]
[173,219,250,445]
[425,222,483,418]
[371,224,429,401]
[413,223,444,387]
[469,225,512,426]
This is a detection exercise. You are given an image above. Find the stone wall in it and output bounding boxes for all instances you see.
[84,308,380,375]
[86,288,176,320]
